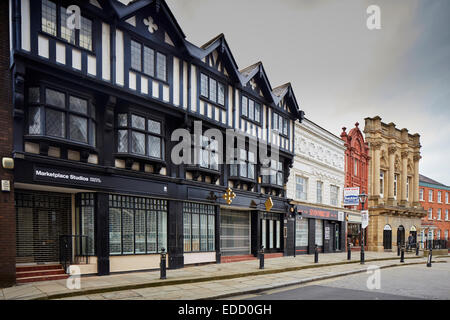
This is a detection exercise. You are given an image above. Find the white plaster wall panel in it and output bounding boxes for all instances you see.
[184,252,215,265]
[55,42,66,64]
[101,23,111,81]
[129,71,136,90]
[235,89,239,129]
[110,255,164,272]
[141,76,148,94]
[207,104,212,119]
[214,107,220,122]
[152,80,159,99]
[115,29,124,86]
[9,0,13,52]
[222,110,226,124]
[87,54,97,76]
[38,35,49,59]
[163,84,169,102]
[72,48,81,70]
[190,65,197,112]
[228,85,233,126]
[21,0,31,51]
[173,57,180,106]
[183,61,188,109]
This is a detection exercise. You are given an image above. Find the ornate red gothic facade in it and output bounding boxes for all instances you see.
[341,122,369,210]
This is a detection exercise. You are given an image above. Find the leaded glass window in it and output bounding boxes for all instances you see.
[117,113,164,160]
[156,52,167,81]
[60,7,76,44]
[79,16,92,51]
[183,203,215,253]
[241,95,261,124]
[109,195,167,255]
[42,0,57,36]
[143,47,155,76]
[131,40,142,71]
[27,86,96,146]
[200,73,225,106]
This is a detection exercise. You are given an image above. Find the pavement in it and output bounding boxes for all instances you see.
[1,251,448,300]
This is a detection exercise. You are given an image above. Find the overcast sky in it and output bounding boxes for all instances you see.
[166,0,450,185]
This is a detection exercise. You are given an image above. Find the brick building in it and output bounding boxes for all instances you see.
[419,174,450,248]
[0,0,16,288]
[340,122,369,249]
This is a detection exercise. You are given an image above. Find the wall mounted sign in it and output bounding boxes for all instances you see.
[344,187,360,206]
[325,227,330,240]
[34,167,103,186]
[296,204,339,221]
[1,180,11,192]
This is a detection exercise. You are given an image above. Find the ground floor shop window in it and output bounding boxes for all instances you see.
[221,210,250,256]
[315,219,323,246]
[109,195,167,255]
[183,203,215,252]
[347,223,362,246]
[296,217,308,247]
[260,212,282,251]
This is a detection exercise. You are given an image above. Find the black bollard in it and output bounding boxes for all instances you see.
[427,247,432,267]
[259,246,264,269]
[360,245,365,265]
[314,245,319,263]
[397,242,400,256]
[160,248,167,279]
[416,244,419,256]
[400,245,405,263]
[347,243,351,260]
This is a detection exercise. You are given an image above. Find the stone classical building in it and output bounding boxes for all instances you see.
[364,116,426,252]
[287,118,351,255]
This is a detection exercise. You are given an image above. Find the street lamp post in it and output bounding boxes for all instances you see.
[359,192,368,265]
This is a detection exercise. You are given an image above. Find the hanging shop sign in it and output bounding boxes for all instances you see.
[296,204,339,221]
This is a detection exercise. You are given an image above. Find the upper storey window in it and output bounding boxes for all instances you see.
[117,113,164,160]
[200,73,225,106]
[272,112,288,137]
[27,86,96,147]
[241,96,261,124]
[130,40,167,81]
[41,0,93,51]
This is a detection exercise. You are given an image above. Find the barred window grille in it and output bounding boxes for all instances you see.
[183,203,215,253]
[108,195,167,255]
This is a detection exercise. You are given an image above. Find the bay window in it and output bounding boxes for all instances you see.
[117,113,163,160]
[198,136,219,171]
[272,112,288,136]
[230,149,255,180]
[27,86,96,147]
[261,160,283,186]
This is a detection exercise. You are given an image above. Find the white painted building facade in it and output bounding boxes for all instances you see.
[288,119,346,206]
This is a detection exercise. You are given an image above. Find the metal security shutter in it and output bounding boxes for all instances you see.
[220,210,250,256]
[16,191,71,264]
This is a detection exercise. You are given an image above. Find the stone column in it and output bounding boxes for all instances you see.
[372,142,381,201]
[400,151,408,205]
[388,145,396,204]
[413,153,421,205]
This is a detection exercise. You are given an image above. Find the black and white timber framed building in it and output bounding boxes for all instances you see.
[4,0,304,278]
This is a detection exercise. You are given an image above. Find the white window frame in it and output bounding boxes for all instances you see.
[437,191,442,203]
[316,181,323,204]
[446,192,449,204]
[445,209,448,221]
[428,208,433,220]
[419,188,424,201]
[437,208,441,220]
[330,185,339,206]
[429,190,433,202]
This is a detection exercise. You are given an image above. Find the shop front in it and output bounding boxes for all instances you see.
[294,204,345,254]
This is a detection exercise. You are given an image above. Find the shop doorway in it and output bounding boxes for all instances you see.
[16,191,72,264]
[397,225,405,246]
[334,223,340,251]
[383,224,392,249]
